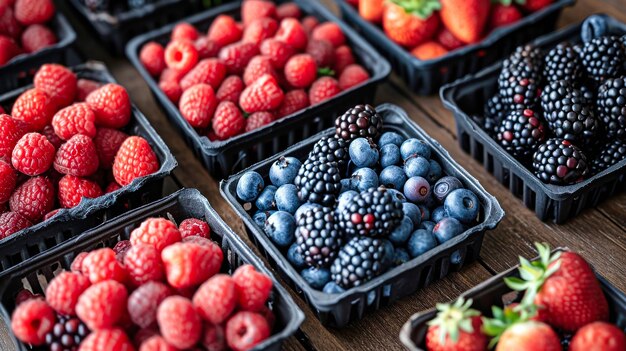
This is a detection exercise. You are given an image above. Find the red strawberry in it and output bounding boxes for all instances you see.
[570,322,626,351]
[180,58,227,91]
[260,38,295,69]
[243,55,277,86]
[338,64,370,90]
[436,28,465,50]
[284,54,317,88]
[239,74,284,113]
[245,111,273,132]
[276,2,301,20]
[489,4,522,30]
[425,298,488,351]
[20,24,56,53]
[218,41,259,75]
[275,18,308,50]
[411,41,449,60]
[139,41,166,77]
[520,0,553,12]
[495,321,560,351]
[382,1,440,48]
[164,40,199,74]
[276,89,309,118]
[309,77,341,105]
[207,15,242,48]
[440,0,490,44]
[312,22,345,48]
[241,0,277,26]
[212,101,245,139]
[216,75,244,103]
[243,17,278,46]
[359,0,384,23]
[333,45,356,74]
[179,83,218,128]
[171,22,198,42]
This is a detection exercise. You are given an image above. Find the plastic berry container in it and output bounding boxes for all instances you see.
[0,61,177,274]
[126,0,391,178]
[220,103,504,327]
[440,14,626,224]
[399,247,626,350]
[335,0,575,95]
[0,188,304,351]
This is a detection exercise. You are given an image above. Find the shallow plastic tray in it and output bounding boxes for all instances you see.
[126,0,390,178]
[220,103,504,327]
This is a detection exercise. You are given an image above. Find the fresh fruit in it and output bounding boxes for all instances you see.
[157,296,202,349]
[11,132,55,176]
[78,328,134,351]
[338,64,370,90]
[75,280,128,330]
[44,315,89,351]
[54,134,99,177]
[294,159,341,206]
[112,136,159,187]
[275,18,308,50]
[51,103,97,140]
[597,77,626,140]
[130,217,181,253]
[212,101,245,139]
[21,24,57,53]
[241,0,277,26]
[11,299,56,345]
[216,75,244,103]
[543,42,583,83]
[337,187,403,238]
[139,41,166,77]
[579,36,625,82]
[179,83,218,128]
[207,15,242,48]
[85,83,131,129]
[359,0,384,23]
[237,171,264,202]
[245,111,274,132]
[439,0,489,44]
[164,40,199,74]
[382,0,439,48]
[591,140,626,174]
[496,109,546,159]
[178,217,210,239]
[425,298,488,351]
[123,244,164,286]
[57,175,103,208]
[284,53,317,88]
[330,236,387,288]
[411,41,449,60]
[33,64,77,108]
[532,139,589,185]
[311,22,345,48]
[243,55,277,86]
[335,104,383,142]
[9,176,54,222]
[82,248,127,284]
[570,321,626,351]
[45,271,90,316]
[488,4,522,30]
[495,320,561,351]
[127,281,172,329]
[180,58,227,91]
[239,73,284,113]
[295,206,343,268]
[93,127,128,169]
[225,311,270,351]
[243,17,278,46]
[11,88,56,131]
[14,0,54,25]
[161,240,222,288]
[193,274,237,324]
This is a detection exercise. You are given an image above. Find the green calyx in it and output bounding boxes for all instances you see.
[388,0,441,20]
[318,67,336,77]
[482,303,539,348]
[427,297,480,345]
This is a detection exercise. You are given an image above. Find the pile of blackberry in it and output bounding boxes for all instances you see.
[82,0,154,12]
[477,33,626,185]
[45,315,90,351]
[237,104,482,293]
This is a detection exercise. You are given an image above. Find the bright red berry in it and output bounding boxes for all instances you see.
[86,83,131,129]
[0,35,19,65]
[21,24,57,53]
[284,54,317,88]
[306,39,334,68]
[105,182,120,194]
[212,101,245,139]
[312,22,345,47]
[134,329,159,347]
[45,271,90,316]
[232,264,272,311]
[193,274,237,324]
[113,136,160,186]
[57,175,103,208]
[259,38,295,71]
[179,218,211,239]
[243,17,278,46]
[301,15,319,34]
[14,0,55,25]
[9,176,54,222]
[207,15,242,48]
[124,244,164,286]
[180,58,227,91]
[157,296,202,349]
[54,134,99,177]
[70,252,88,273]
[225,311,270,351]
[130,217,182,253]
[0,159,16,203]
[0,211,31,238]
[202,323,226,351]
[216,75,244,103]
[276,89,309,118]
[76,79,102,102]
[0,114,24,161]
[239,74,284,113]
[436,28,464,51]
[160,67,186,83]
[218,41,259,75]
[33,64,77,107]
[164,40,199,74]
[139,335,178,351]
[309,76,341,105]
[171,22,198,42]
[245,111,274,132]
[79,328,134,351]
[10,298,56,345]
[161,240,223,289]
[11,132,55,176]
[43,208,60,221]
[243,55,277,86]
[179,83,217,128]
[140,41,166,77]
[52,103,96,140]
[241,0,277,26]
[127,281,172,329]
[76,280,128,330]
[12,88,56,131]
[82,247,127,284]
[333,45,356,74]
[338,64,370,90]
[275,18,307,50]
[42,124,61,149]
[276,2,302,20]
[159,80,182,104]
[94,127,128,169]
[0,7,22,40]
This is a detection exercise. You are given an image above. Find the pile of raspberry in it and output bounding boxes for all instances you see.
[139,0,371,140]
[0,0,59,66]
[0,63,161,240]
[10,217,276,351]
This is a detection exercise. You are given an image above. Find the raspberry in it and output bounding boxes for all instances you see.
[239,74,284,113]
[0,211,31,238]
[257,305,276,329]
[58,175,103,208]
[112,136,160,186]
[306,39,334,68]
[140,41,166,77]
[276,89,309,118]
[42,208,59,220]
[218,41,259,75]
[275,18,307,50]
[241,0,277,25]
[0,7,22,39]
[180,58,227,91]
[10,299,56,345]
[127,281,172,328]
[195,36,220,59]
[179,218,210,239]
[9,176,54,222]
[82,248,127,284]
[86,83,131,129]
[140,336,178,351]
[54,134,99,177]
[158,80,182,104]
[243,55,277,86]
[193,274,237,324]
[52,103,97,140]
[245,111,274,132]
[134,328,158,346]
[11,132,55,176]
[76,280,127,330]
[161,241,223,288]
[333,45,356,74]
[12,88,56,131]
[225,311,270,351]
[179,83,218,128]
[0,114,24,161]
[312,22,345,47]
[14,289,42,306]
[207,15,242,48]
[45,271,90,316]
[338,64,370,90]
[21,24,57,53]
[309,76,341,105]
[202,323,226,351]
[112,239,132,262]
[160,68,185,83]
[232,265,272,312]
[157,296,202,349]
[171,22,198,42]
[14,0,54,25]
[105,181,121,193]
[76,79,102,102]
[164,40,198,74]
[260,39,295,71]
[130,217,181,252]
[42,124,62,148]
[216,75,244,103]
[0,160,16,203]
[276,2,302,20]
[124,244,164,286]
[94,127,128,169]
[0,35,19,65]
[284,54,317,88]
[301,15,319,34]
[70,252,88,273]
[33,64,77,108]
[212,101,245,139]
[182,235,213,246]
[78,328,134,351]
[243,17,278,46]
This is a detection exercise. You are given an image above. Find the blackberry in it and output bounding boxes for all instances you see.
[330,236,387,288]
[507,44,544,72]
[83,0,109,11]
[498,72,541,111]
[580,36,625,82]
[597,77,626,139]
[295,207,343,268]
[591,139,626,174]
[335,104,383,142]
[307,136,349,173]
[45,315,89,351]
[476,94,508,135]
[532,139,589,185]
[294,160,341,206]
[337,187,403,238]
[543,42,583,82]
[496,109,547,159]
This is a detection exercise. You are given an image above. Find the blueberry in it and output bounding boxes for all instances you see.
[418,205,431,221]
[380,144,401,168]
[400,138,431,160]
[270,156,302,186]
[287,243,306,269]
[340,178,353,193]
[294,203,321,221]
[450,250,463,265]
[433,176,463,203]
[389,216,413,245]
[404,176,431,203]
[379,165,407,190]
[393,248,410,266]
[379,131,404,147]
[427,159,443,183]
[336,190,358,214]
[382,239,394,269]
[422,192,438,209]
[387,188,407,203]
[322,281,346,294]
[253,210,276,227]
[301,267,331,289]
[419,220,436,233]
[349,137,379,168]
[402,202,421,227]
[367,290,377,305]
[275,184,302,214]
[255,185,277,211]
[237,171,264,202]
[351,167,378,192]
[404,156,430,178]
[264,211,296,247]
[433,217,464,244]
[407,229,437,258]
[431,206,447,223]
[444,188,480,224]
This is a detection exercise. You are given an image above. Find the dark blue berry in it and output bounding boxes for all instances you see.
[427,159,443,183]
[336,190,358,215]
[275,184,302,214]
[387,188,407,203]
[431,206,447,223]
[419,220,436,233]
[400,138,431,160]
[340,178,353,193]
[380,144,401,168]
[351,167,379,192]
[301,267,331,290]
[444,188,480,224]
[388,216,413,245]
[404,156,430,178]
[287,242,306,269]
[322,281,346,294]
[418,205,431,221]
[407,229,437,258]
[255,185,277,211]
[270,156,302,186]
[379,165,407,190]
[450,250,463,265]
[433,217,464,244]
[393,248,410,266]
[295,203,321,221]
[381,239,394,269]
[402,202,421,228]
[264,211,296,247]
[237,171,264,202]
[378,131,405,147]
[433,176,463,203]
[404,176,431,203]
[349,137,379,168]
[253,210,276,227]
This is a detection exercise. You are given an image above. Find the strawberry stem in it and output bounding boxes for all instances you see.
[427,297,480,344]
[387,0,441,20]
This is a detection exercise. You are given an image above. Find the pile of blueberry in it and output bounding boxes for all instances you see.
[236,105,482,293]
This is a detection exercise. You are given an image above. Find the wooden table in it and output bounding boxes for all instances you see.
[55,0,626,350]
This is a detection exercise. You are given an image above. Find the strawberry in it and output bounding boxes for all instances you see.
[241,0,277,26]
[440,0,490,44]
[207,15,242,48]
[425,298,488,351]
[411,41,449,60]
[436,28,464,51]
[488,4,522,30]
[495,321,560,351]
[382,0,440,48]
[570,322,626,351]
[359,0,384,23]
[239,74,284,113]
